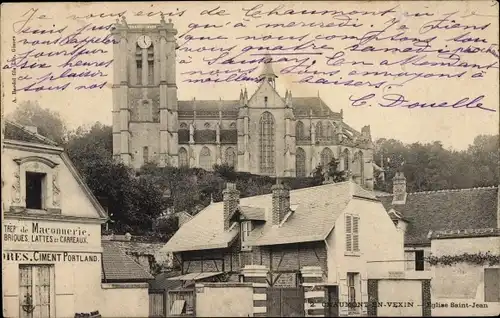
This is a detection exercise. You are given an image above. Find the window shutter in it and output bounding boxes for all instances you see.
[405,252,415,271]
[353,216,359,252]
[345,215,352,252]
[484,268,500,302]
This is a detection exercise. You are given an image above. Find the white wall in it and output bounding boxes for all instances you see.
[195,283,254,317]
[326,197,405,282]
[325,196,405,315]
[377,280,423,316]
[100,284,150,318]
[431,236,500,316]
[2,143,110,318]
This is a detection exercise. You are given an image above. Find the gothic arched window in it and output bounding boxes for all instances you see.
[296,121,305,140]
[147,44,154,85]
[259,112,275,175]
[179,147,188,167]
[343,148,350,171]
[321,147,333,167]
[199,147,212,170]
[354,151,365,184]
[296,147,306,177]
[315,122,323,139]
[139,100,153,122]
[326,122,334,140]
[225,147,237,167]
[135,44,142,84]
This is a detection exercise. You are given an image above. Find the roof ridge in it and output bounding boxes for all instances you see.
[6,120,60,146]
[408,186,498,195]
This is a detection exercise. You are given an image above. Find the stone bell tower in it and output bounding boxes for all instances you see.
[111,15,179,169]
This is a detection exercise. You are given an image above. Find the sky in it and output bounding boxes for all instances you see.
[1,1,499,150]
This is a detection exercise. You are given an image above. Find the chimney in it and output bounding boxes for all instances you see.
[176,211,193,228]
[392,172,407,204]
[223,182,240,230]
[25,126,38,134]
[271,180,291,226]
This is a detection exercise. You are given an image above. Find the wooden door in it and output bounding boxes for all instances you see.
[267,287,305,317]
[326,285,339,317]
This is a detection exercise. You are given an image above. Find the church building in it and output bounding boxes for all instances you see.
[111,17,374,188]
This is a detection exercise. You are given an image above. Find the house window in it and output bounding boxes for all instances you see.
[345,214,360,253]
[259,112,275,175]
[19,265,54,318]
[241,221,253,243]
[26,172,46,210]
[484,268,500,302]
[347,272,359,311]
[415,250,425,271]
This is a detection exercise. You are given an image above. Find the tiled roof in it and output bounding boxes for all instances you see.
[101,239,172,267]
[162,181,375,252]
[4,120,59,146]
[377,187,499,246]
[429,228,500,240]
[161,202,240,252]
[101,241,154,282]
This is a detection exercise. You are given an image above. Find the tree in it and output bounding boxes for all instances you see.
[312,158,347,184]
[7,100,67,144]
[374,135,499,192]
[66,122,112,173]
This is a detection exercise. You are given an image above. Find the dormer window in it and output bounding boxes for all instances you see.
[26,172,46,209]
[11,156,61,214]
[241,221,253,250]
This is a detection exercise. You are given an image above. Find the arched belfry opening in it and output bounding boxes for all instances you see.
[258,52,278,89]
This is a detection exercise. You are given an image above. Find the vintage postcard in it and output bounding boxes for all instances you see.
[1,1,499,317]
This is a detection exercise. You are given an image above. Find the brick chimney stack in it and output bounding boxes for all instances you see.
[271,180,291,226]
[392,172,407,205]
[223,182,240,230]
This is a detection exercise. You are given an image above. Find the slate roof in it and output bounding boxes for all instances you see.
[101,238,172,267]
[162,181,377,252]
[177,97,340,119]
[4,120,59,146]
[101,241,154,282]
[239,206,266,221]
[377,187,499,246]
[149,271,184,291]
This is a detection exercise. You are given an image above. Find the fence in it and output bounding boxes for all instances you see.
[149,289,167,317]
[167,289,195,317]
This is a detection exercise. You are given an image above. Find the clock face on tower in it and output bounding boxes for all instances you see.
[137,35,152,49]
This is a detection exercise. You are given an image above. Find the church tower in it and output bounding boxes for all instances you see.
[111,16,179,169]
